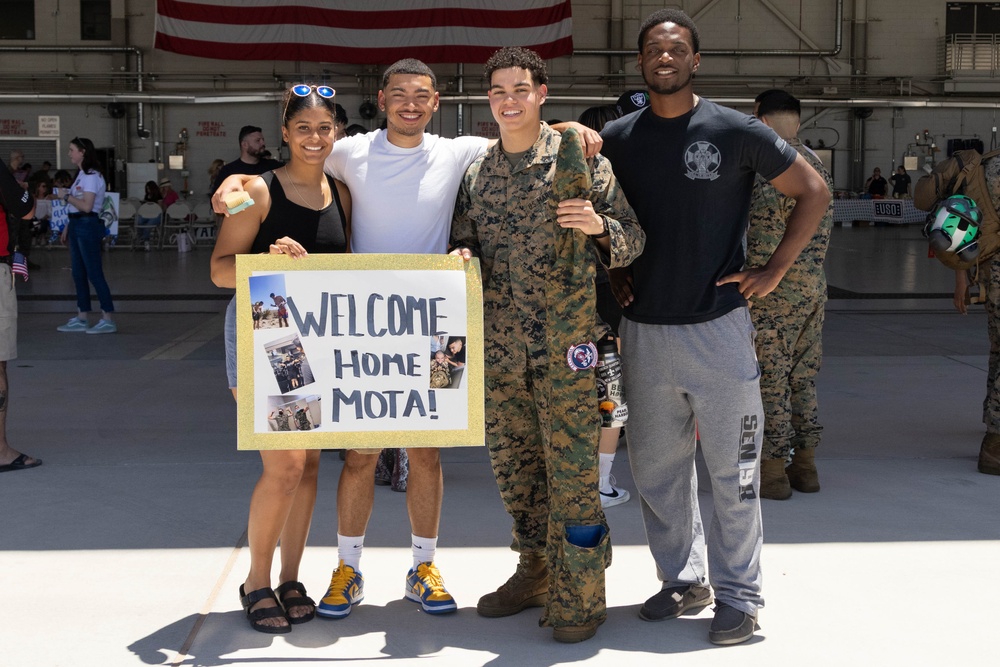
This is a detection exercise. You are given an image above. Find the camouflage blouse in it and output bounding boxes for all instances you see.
[746,139,834,305]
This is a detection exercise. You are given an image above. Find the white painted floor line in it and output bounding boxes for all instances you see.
[142,314,225,360]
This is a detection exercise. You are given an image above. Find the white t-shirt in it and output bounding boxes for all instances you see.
[68,169,106,214]
[325,130,489,254]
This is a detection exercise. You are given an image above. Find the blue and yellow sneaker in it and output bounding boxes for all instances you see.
[317,560,364,619]
[404,562,457,614]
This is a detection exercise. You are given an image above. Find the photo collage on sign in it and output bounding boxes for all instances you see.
[244,264,476,439]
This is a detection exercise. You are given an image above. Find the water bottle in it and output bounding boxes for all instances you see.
[596,336,627,428]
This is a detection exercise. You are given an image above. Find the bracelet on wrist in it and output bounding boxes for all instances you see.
[588,218,610,239]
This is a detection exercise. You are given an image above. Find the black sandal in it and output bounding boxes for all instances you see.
[275,580,316,624]
[239,584,291,634]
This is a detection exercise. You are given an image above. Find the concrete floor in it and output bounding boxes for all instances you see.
[2,226,998,667]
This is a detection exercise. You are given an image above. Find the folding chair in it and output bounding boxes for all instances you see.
[161,201,192,250]
[190,200,218,248]
[134,202,163,250]
[115,200,137,249]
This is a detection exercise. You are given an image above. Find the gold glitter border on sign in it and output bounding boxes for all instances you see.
[235,253,484,450]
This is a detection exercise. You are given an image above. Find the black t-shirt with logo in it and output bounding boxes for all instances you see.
[890,172,911,195]
[601,98,798,324]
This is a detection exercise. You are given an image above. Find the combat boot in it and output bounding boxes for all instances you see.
[552,617,604,643]
[979,433,1000,475]
[477,553,548,617]
[759,458,792,500]
[787,447,820,493]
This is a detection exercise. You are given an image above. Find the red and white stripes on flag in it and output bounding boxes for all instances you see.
[11,252,28,282]
[154,0,574,64]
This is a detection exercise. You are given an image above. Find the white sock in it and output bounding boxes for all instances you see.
[338,533,364,570]
[599,452,615,493]
[412,534,438,569]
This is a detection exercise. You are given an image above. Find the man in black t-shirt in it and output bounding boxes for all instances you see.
[211,125,283,195]
[600,8,830,646]
[864,167,888,197]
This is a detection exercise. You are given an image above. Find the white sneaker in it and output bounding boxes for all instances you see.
[56,317,88,332]
[600,475,631,508]
[86,319,117,335]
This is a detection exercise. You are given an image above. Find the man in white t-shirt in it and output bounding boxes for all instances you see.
[316,61,487,618]
[325,70,487,254]
[213,58,603,620]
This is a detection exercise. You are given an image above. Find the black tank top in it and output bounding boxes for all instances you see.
[249,170,347,254]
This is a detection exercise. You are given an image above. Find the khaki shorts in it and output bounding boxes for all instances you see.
[0,265,17,361]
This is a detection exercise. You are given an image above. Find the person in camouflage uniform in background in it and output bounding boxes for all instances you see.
[748,91,834,499]
[953,156,1000,475]
[451,47,645,643]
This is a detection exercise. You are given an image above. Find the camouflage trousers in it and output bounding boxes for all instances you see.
[484,339,611,628]
[984,256,1000,433]
[751,297,825,461]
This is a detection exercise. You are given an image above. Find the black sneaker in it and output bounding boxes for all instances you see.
[638,584,712,621]
[708,602,758,645]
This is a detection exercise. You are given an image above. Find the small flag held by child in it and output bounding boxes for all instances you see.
[12,251,29,282]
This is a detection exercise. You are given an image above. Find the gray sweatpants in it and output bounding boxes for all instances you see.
[621,308,764,614]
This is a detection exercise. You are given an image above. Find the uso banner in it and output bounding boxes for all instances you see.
[235,253,484,451]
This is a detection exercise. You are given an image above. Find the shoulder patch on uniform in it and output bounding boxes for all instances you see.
[567,342,598,371]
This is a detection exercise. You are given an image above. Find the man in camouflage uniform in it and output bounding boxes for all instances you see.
[271,408,291,432]
[953,156,1000,475]
[293,404,313,431]
[451,47,644,643]
[747,91,835,499]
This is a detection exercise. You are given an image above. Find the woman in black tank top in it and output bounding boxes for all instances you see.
[210,85,352,635]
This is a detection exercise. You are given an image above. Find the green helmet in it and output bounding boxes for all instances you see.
[925,194,982,261]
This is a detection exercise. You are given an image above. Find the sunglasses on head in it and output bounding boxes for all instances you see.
[283,84,336,123]
[292,84,335,99]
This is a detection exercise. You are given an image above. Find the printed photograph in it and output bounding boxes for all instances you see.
[263,333,315,394]
[249,273,292,330]
[266,394,321,432]
[429,334,466,389]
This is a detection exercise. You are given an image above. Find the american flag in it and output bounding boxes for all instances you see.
[154,0,574,64]
[11,252,28,282]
